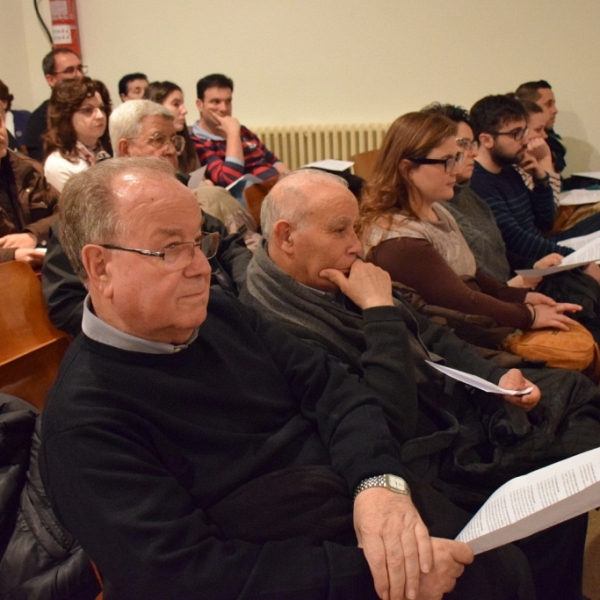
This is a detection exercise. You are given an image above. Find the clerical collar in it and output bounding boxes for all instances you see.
[81,295,198,354]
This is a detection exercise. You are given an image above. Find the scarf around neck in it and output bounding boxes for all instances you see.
[246,241,440,376]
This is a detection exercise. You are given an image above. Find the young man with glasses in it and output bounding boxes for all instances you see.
[470,94,600,273]
[23,48,87,161]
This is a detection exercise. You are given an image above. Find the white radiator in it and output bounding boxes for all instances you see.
[253,124,389,171]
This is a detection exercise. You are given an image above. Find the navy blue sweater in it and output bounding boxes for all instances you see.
[40,291,406,599]
[470,162,572,269]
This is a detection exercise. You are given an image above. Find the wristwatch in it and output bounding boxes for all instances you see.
[354,474,411,500]
[533,172,551,187]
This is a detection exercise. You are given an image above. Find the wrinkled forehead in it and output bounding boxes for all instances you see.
[307,182,358,223]
[136,115,176,139]
[112,172,196,215]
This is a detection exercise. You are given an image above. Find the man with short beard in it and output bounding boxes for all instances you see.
[469,94,600,273]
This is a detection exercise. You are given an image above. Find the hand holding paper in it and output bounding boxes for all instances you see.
[456,447,600,555]
[425,361,533,396]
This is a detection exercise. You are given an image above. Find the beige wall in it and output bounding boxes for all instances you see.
[3,0,600,173]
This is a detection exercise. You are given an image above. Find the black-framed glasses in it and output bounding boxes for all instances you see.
[75,105,110,117]
[53,64,88,76]
[408,153,464,173]
[456,138,479,152]
[491,126,529,141]
[146,132,186,155]
[100,231,220,271]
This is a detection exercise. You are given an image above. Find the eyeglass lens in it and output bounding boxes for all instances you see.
[163,234,219,270]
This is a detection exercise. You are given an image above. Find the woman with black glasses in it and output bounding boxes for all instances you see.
[358,111,580,335]
[43,77,112,192]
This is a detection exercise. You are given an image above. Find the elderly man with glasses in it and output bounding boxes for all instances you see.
[469,94,600,274]
[42,100,251,336]
[23,48,87,161]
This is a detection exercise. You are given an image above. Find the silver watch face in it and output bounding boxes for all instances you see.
[385,474,407,493]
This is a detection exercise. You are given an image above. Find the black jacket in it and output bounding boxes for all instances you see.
[0,393,98,600]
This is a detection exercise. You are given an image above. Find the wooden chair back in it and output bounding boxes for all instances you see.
[243,176,279,229]
[351,149,380,182]
[0,261,70,411]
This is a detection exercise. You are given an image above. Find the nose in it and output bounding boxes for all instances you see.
[163,140,176,155]
[182,104,188,116]
[349,231,363,255]
[185,244,212,277]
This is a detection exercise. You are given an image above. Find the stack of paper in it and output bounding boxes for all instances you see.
[456,447,600,554]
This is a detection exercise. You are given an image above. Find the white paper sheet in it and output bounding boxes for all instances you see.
[516,232,600,277]
[425,361,533,396]
[558,189,600,206]
[560,230,600,251]
[456,447,600,554]
[302,159,354,171]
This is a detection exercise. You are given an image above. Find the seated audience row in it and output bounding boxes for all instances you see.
[41,158,600,600]
[7,46,600,600]
[357,108,600,353]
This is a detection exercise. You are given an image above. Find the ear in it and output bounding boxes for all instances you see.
[272,220,295,256]
[81,245,114,298]
[119,93,127,103]
[398,158,414,179]
[117,138,131,157]
[478,132,494,150]
[196,98,204,114]
[45,74,56,88]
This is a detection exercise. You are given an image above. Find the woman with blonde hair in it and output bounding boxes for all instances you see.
[358,112,580,335]
[43,77,111,192]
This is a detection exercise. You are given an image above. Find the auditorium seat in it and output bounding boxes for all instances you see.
[0,261,70,411]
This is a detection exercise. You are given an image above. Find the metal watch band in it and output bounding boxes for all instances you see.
[353,474,410,500]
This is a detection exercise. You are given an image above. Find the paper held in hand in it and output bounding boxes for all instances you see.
[456,446,600,555]
[515,231,600,277]
[424,361,532,395]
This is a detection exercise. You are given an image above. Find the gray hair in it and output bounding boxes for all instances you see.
[109,99,174,155]
[260,169,348,241]
[59,157,175,281]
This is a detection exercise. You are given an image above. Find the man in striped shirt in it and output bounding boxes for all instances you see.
[191,73,289,187]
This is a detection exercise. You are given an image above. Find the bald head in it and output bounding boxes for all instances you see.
[261,170,349,241]
[263,169,361,292]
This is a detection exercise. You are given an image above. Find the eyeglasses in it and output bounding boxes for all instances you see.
[408,153,464,173]
[100,231,220,271]
[75,105,110,117]
[456,138,479,152]
[146,132,186,155]
[53,64,88,76]
[491,126,529,141]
